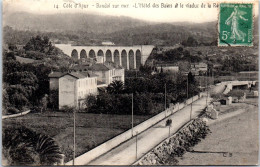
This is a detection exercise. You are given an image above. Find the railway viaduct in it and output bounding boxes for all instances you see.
[55,44,155,70]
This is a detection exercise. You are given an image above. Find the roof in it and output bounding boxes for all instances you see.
[65,72,87,79]
[73,64,90,71]
[97,80,106,85]
[73,62,123,72]
[104,61,123,69]
[88,63,110,71]
[49,71,96,79]
[80,72,98,77]
[48,72,65,78]
[97,87,107,91]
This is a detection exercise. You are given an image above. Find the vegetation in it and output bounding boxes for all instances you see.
[85,69,199,115]
[3,35,73,114]
[150,47,202,64]
[3,126,63,165]
[227,89,245,99]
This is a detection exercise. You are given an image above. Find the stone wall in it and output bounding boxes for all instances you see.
[134,118,210,165]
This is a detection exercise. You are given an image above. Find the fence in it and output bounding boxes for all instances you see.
[66,94,200,165]
[2,110,31,119]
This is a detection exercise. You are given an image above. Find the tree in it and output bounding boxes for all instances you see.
[6,85,30,110]
[3,126,63,166]
[2,86,10,114]
[107,80,124,94]
[227,90,245,100]
[188,72,195,85]
[5,71,39,95]
[49,90,59,109]
[84,95,97,112]
[24,35,55,55]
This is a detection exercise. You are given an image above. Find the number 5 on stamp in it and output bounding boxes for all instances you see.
[218,3,253,46]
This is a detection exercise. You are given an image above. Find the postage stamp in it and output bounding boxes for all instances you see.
[218,3,253,46]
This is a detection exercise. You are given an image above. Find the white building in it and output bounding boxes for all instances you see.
[49,72,98,109]
[156,64,179,73]
[101,41,115,46]
[73,62,125,86]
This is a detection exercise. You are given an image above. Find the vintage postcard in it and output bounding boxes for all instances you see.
[2,0,259,166]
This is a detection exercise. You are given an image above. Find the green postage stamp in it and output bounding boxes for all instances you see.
[219,3,253,46]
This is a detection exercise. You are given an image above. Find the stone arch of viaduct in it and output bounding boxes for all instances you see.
[55,44,155,70]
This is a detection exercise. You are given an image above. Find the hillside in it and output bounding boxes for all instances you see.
[106,22,217,45]
[3,12,258,46]
[3,12,151,34]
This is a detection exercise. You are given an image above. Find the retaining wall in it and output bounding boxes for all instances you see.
[65,94,201,165]
[133,118,208,165]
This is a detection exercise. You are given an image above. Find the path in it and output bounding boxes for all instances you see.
[88,96,211,165]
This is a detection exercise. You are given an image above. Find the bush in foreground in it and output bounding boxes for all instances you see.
[2,126,64,166]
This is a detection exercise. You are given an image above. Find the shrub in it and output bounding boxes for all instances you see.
[2,126,63,165]
[7,107,20,114]
[227,89,245,99]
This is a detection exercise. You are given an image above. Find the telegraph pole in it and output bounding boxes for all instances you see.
[169,126,171,137]
[212,68,214,85]
[206,71,208,106]
[190,95,193,120]
[206,55,209,106]
[165,83,167,117]
[187,75,189,98]
[132,93,134,137]
[135,131,138,160]
[73,109,76,165]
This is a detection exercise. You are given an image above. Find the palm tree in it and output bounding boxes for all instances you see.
[3,126,64,166]
[107,80,124,94]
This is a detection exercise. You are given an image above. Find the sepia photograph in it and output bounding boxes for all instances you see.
[2,0,259,165]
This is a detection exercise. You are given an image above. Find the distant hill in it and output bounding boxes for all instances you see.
[106,22,217,45]
[3,12,151,34]
[3,12,258,46]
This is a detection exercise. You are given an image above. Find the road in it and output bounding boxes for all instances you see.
[88,96,211,165]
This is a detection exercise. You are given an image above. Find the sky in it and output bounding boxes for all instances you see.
[3,0,259,23]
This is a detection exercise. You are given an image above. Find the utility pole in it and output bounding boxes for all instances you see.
[249,66,251,80]
[169,126,171,137]
[135,131,138,160]
[206,54,209,106]
[187,75,189,98]
[190,95,193,120]
[206,71,208,106]
[73,109,76,165]
[132,93,134,137]
[212,67,214,85]
[165,83,167,117]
